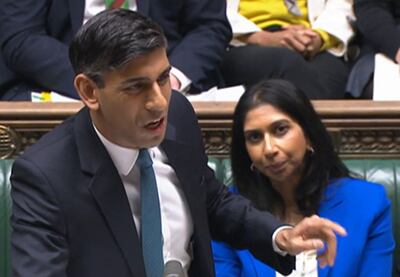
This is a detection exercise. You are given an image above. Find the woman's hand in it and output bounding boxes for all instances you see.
[239,26,322,58]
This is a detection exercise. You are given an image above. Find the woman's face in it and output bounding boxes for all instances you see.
[243,104,310,188]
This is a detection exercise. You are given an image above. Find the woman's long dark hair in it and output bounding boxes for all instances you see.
[231,79,349,217]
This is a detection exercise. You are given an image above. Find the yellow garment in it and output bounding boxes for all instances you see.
[238,0,339,51]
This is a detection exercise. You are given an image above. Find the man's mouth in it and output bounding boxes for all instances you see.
[144,117,165,130]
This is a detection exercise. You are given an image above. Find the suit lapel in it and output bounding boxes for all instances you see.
[68,0,85,34]
[73,108,146,276]
[137,0,150,16]
[88,164,146,277]
[161,138,203,217]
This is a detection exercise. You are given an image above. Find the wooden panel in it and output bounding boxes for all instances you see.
[0,101,399,158]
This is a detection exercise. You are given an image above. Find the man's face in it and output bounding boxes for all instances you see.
[91,47,172,149]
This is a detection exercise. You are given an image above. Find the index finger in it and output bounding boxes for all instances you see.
[293,215,347,238]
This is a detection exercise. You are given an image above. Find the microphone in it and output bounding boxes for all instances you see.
[163,260,185,277]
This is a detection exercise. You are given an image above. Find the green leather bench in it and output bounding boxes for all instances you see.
[208,158,400,277]
[1,159,399,276]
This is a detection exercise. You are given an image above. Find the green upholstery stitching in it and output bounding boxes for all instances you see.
[0,160,12,277]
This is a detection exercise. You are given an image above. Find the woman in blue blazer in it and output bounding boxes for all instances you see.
[212,79,395,276]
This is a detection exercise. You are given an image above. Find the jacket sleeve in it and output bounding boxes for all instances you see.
[309,0,355,57]
[0,0,77,97]
[357,185,395,276]
[165,0,232,92]
[10,156,69,277]
[354,0,400,60]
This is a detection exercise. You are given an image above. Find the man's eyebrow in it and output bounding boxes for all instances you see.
[159,66,172,77]
[119,77,149,87]
[117,65,172,89]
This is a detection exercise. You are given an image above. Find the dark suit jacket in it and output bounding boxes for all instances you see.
[10,92,294,277]
[0,0,231,98]
[354,0,400,60]
[346,0,400,97]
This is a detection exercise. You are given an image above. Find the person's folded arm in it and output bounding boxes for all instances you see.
[0,0,77,98]
[166,0,232,92]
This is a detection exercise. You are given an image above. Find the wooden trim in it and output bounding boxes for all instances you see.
[0,101,400,159]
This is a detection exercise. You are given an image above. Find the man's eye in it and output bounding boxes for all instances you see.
[123,83,146,93]
[157,74,170,85]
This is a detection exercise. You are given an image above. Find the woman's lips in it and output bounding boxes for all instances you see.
[265,161,287,173]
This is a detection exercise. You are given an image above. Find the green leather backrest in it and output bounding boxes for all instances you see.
[0,160,12,277]
[1,159,399,276]
[208,157,400,276]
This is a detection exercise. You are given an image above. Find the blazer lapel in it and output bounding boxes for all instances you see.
[137,0,150,16]
[317,180,346,277]
[73,108,146,276]
[318,181,344,215]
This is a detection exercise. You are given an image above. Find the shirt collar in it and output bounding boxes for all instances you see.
[93,125,139,176]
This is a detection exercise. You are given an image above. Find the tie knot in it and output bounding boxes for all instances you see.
[137,149,153,169]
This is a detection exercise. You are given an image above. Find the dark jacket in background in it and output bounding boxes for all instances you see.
[0,0,231,99]
[346,0,400,97]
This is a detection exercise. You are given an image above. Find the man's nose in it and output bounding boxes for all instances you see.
[145,82,168,111]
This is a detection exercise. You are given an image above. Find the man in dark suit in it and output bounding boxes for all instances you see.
[10,10,346,277]
[0,0,230,100]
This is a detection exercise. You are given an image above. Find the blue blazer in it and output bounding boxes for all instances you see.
[0,0,231,98]
[212,178,395,276]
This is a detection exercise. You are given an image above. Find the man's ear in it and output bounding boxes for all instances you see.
[74,74,100,110]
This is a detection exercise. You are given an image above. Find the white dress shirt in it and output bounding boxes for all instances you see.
[276,250,318,277]
[94,126,193,274]
[84,0,192,91]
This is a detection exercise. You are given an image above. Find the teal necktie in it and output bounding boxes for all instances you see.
[137,149,164,277]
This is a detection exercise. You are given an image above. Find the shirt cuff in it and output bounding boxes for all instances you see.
[170,67,191,93]
[313,29,341,52]
[272,226,293,256]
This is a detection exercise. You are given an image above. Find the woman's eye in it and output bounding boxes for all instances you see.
[275,124,289,136]
[245,132,263,143]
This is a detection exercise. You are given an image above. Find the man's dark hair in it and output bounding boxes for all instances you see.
[231,79,349,217]
[69,9,167,87]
